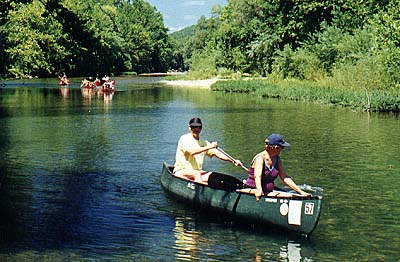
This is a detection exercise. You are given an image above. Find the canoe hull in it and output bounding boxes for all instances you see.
[234,190,322,234]
[160,163,322,234]
[160,166,240,213]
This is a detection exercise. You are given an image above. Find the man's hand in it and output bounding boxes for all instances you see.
[209,141,218,149]
[233,159,243,167]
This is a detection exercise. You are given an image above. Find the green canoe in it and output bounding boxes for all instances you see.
[161,162,322,235]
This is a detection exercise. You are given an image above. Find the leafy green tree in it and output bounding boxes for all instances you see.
[3,0,69,77]
[0,0,33,76]
[1,0,173,78]
[369,0,400,88]
[56,0,125,75]
[205,0,335,74]
[182,0,391,77]
[57,0,172,74]
[133,0,172,72]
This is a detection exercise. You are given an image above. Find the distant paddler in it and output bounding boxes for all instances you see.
[58,72,70,86]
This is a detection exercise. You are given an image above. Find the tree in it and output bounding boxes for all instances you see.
[0,0,33,76]
[3,0,69,77]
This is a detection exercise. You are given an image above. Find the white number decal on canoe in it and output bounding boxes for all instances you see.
[280,203,289,216]
[288,200,302,226]
[304,202,314,215]
[187,182,195,190]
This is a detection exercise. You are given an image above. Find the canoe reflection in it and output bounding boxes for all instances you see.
[254,242,303,262]
[172,216,312,262]
[80,87,114,102]
[173,217,203,261]
[280,242,303,262]
[59,87,69,98]
[103,92,113,103]
[81,87,94,99]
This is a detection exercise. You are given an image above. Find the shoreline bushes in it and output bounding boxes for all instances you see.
[211,79,400,112]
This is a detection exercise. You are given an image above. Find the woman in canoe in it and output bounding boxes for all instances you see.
[244,133,310,200]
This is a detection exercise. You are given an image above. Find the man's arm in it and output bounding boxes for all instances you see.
[185,141,218,156]
[209,147,243,166]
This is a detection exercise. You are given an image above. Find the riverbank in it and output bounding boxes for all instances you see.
[211,79,400,112]
[159,78,220,89]
[157,76,400,112]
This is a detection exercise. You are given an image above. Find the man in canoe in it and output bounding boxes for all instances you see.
[173,117,242,183]
[244,133,311,200]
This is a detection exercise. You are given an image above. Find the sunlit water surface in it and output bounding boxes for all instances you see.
[0,77,399,261]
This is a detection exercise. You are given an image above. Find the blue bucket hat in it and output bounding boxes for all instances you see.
[266,133,290,147]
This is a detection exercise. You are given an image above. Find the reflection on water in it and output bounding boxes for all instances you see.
[59,87,69,98]
[172,216,313,262]
[103,92,113,108]
[279,242,302,262]
[80,87,114,102]
[173,217,202,261]
[79,87,114,111]
[80,87,94,99]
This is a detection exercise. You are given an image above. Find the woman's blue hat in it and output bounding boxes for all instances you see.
[266,133,290,147]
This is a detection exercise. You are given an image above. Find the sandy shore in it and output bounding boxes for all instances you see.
[159,78,220,89]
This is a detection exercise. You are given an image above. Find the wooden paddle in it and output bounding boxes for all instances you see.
[216,146,249,172]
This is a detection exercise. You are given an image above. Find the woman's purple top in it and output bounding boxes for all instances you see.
[244,155,280,193]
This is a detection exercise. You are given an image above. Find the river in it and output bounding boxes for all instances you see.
[0,76,399,261]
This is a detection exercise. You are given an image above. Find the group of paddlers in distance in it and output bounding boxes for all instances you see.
[80,75,116,93]
[58,72,116,92]
[57,73,116,101]
[80,76,116,100]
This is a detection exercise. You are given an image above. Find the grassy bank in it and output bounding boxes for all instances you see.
[211,79,400,112]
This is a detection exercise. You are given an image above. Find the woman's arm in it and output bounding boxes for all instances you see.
[282,177,310,196]
[278,159,310,196]
[253,155,264,201]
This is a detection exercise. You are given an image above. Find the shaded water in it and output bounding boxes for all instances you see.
[0,77,399,261]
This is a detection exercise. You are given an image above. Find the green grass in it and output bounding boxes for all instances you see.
[211,78,400,112]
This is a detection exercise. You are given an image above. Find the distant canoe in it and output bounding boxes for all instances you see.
[101,80,116,93]
[160,162,322,235]
[59,79,70,86]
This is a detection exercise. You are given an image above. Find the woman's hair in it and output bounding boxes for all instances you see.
[267,145,281,150]
[265,139,281,150]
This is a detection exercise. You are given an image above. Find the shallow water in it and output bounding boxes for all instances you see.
[0,77,399,261]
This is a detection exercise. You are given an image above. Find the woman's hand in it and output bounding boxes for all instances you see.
[255,189,263,201]
[299,190,311,197]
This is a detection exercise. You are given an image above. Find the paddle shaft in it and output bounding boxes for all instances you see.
[216,147,249,172]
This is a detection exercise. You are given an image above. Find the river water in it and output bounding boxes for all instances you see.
[0,77,399,261]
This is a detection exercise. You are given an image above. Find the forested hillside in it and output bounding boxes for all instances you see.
[0,0,173,78]
[169,25,195,71]
[175,0,400,91]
